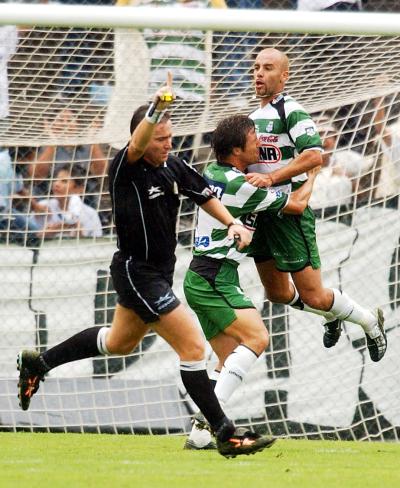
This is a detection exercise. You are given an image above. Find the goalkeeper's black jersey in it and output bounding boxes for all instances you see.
[108,147,213,263]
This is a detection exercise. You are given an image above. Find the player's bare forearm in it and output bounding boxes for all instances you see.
[200,197,233,227]
[200,198,252,249]
[283,170,317,215]
[266,149,322,186]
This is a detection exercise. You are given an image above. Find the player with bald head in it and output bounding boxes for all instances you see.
[245,47,387,362]
[253,48,289,100]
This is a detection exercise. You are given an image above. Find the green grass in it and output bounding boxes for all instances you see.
[0,433,399,488]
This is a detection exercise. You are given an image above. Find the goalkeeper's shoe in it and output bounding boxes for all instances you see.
[366,308,387,362]
[216,423,276,459]
[322,318,342,348]
[183,412,216,450]
[17,350,47,411]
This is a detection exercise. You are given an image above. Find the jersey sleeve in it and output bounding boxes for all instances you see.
[176,159,214,205]
[286,107,322,154]
[221,174,288,217]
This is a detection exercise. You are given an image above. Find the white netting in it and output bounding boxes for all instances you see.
[0,5,400,440]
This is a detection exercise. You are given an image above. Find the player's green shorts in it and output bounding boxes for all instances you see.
[183,256,255,340]
[249,205,321,272]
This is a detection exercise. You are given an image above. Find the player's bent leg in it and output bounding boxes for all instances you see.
[255,260,293,304]
[210,333,239,370]
[291,267,333,311]
[17,304,151,411]
[152,304,205,361]
[256,261,341,345]
[152,304,226,430]
[222,308,269,355]
[290,266,344,347]
[155,305,275,457]
[214,309,268,409]
[185,333,238,451]
[106,303,150,355]
[292,269,387,359]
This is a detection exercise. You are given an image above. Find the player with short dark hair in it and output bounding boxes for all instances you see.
[17,74,275,458]
[246,47,386,361]
[184,114,317,449]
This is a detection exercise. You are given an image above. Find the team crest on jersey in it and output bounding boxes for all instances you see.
[305,126,316,136]
[266,121,274,133]
[258,144,282,163]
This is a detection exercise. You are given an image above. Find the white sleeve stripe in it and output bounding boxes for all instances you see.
[221,182,259,208]
[253,192,280,212]
[290,119,318,141]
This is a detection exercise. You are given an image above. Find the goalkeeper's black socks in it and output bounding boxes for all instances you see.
[41,326,104,370]
[180,363,234,440]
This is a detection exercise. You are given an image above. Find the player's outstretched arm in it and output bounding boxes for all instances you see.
[200,198,252,250]
[246,149,322,188]
[283,167,318,215]
[127,72,175,164]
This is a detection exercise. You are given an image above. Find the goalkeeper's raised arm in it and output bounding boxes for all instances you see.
[127,71,176,164]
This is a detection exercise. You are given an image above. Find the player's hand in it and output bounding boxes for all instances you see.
[245,172,273,188]
[227,224,252,250]
[153,71,176,111]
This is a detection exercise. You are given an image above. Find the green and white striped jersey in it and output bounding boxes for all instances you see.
[249,93,322,193]
[194,161,288,264]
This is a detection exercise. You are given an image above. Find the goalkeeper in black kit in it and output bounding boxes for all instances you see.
[17,73,275,458]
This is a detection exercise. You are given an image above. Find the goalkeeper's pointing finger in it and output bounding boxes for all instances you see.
[154,73,176,110]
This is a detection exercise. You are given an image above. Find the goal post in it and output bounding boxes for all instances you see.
[0,4,400,441]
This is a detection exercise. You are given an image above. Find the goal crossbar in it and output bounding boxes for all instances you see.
[1,4,400,36]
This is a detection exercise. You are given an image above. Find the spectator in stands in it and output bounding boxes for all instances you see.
[0,25,40,243]
[31,164,103,239]
[0,148,41,244]
[27,107,107,206]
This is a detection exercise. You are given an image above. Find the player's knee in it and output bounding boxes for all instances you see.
[266,289,292,304]
[243,327,269,356]
[107,337,138,356]
[179,341,205,362]
[300,292,331,311]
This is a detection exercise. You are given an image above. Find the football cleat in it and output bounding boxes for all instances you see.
[323,318,343,348]
[217,427,276,459]
[183,411,217,450]
[366,308,387,362]
[183,439,217,450]
[17,350,47,411]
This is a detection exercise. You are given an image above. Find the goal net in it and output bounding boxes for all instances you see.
[1,3,400,441]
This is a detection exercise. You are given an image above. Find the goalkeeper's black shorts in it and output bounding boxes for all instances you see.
[110,251,180,323]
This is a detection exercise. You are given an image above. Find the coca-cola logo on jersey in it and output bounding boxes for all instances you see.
[259,135,278,143]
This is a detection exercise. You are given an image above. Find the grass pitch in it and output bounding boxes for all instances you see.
[0,433,399,488]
